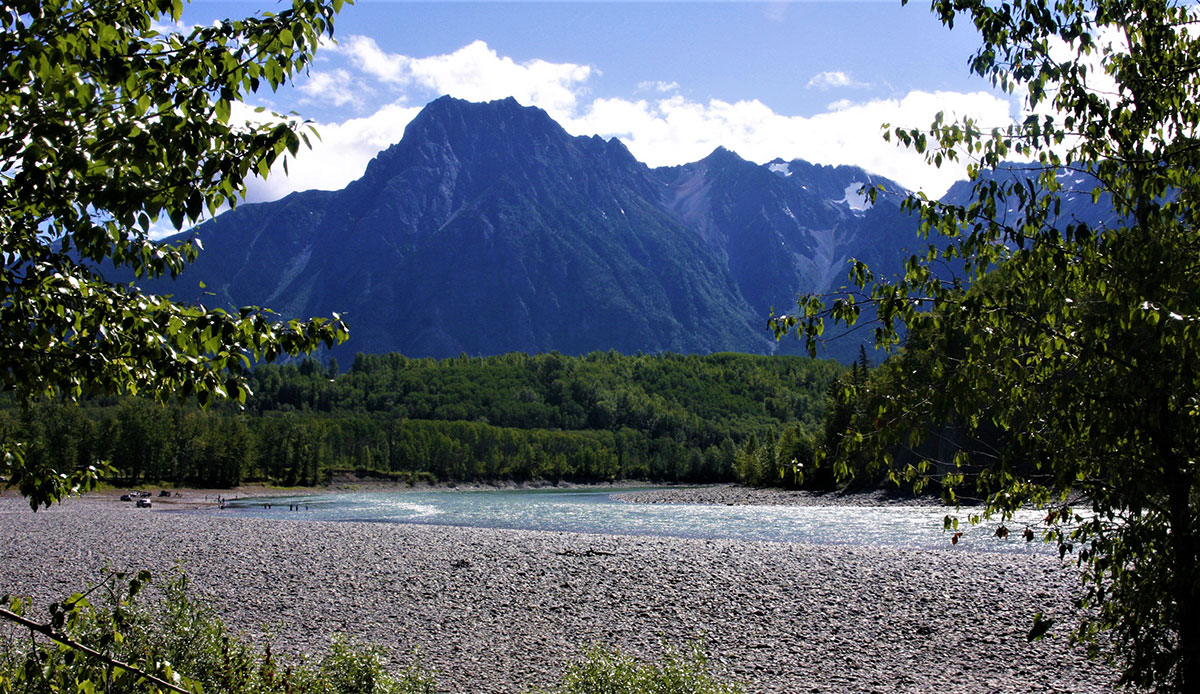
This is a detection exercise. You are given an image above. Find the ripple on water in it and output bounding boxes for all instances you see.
[220,489,1049,554]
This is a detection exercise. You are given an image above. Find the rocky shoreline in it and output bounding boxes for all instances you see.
[614,484,941,507]
[0,495,1116,693]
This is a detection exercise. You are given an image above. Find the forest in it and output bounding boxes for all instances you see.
[0,350,844,489]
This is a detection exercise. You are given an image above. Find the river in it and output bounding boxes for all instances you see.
[218,487,1047,553]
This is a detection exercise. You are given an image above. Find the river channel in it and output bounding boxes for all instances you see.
[218,487,1046,553]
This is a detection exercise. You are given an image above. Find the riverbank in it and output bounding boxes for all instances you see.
[614,484,939,507]
[19,478,675,511]
[36,480,938,511]
[0,495,1115,693]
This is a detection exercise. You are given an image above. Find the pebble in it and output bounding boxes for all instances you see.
[614,484,941,507]
[0,496,1117,693]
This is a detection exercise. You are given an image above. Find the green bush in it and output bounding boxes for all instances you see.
[0,570,433,694]
[546,643,744,694]
[308,638,435,694]
[2,572,740,694]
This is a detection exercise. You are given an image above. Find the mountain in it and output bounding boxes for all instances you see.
[940,162,1120,229]
[142,96,925,362]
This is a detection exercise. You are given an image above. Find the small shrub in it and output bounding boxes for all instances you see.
[310,638,435,694]
[548,643,744,694]
[3,573,734,694]
[0,570,434,694]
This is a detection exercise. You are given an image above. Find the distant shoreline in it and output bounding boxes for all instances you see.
[612,483,942,507]
[0,479,681,511]
[3,480,944,513]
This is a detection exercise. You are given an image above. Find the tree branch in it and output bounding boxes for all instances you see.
[0,605,191,694]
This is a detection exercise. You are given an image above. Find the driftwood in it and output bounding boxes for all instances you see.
[554,548,620,557]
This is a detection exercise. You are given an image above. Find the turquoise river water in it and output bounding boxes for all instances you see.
[218,488,1047,554]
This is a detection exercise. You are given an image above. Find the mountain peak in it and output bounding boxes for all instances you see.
[702,146,745,164]
[161,96,944,363]
[361,96,572,184]
[407,95,563,139]
[420,94,524,118]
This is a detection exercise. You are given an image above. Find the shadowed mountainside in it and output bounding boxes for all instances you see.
[144,96,925,362]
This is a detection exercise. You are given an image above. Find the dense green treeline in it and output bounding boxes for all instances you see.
[1,351,842,488]
[252,351,833,446]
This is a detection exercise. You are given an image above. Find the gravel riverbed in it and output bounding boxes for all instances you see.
[613,484,939,507]
[0,495,1116,693]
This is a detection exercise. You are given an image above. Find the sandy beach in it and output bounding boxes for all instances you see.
[0,491,1117,693]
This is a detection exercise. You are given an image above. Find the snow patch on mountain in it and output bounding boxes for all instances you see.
[838,182,871,212]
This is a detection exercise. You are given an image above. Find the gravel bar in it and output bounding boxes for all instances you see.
[0,496,1116,693]
[614,484,941,507]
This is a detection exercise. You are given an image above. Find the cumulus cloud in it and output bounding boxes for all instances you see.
[243,100,423,202]
[144,99,423,233]
[339,34,409,84]
[1014,22,1126,133]
[146,217,185,241]
[337,37,592,120]
[296,69,365,108]
[226,39,596,203]
[566,90,1014,196]
[234,41,1018,202]
[806,71,869,90]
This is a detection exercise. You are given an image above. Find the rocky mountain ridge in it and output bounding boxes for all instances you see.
[146,96,927,362]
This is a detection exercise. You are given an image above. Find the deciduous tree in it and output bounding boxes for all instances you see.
[772,0,1200,689]
[0,0,350,508]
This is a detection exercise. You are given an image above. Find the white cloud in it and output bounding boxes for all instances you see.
[338,37,592,121]
[243,100,423,202]
[1011,22,1127,156]
[149,18,196,35]
[339,34,409,84]
[147,217,184,241]
[234,41,1017,202]
[806,71,869,90]
[567,90,1014,196]
[147,98,423,231]
[232,38,596,202]
[637,80,679,94]
[296,69,365,108]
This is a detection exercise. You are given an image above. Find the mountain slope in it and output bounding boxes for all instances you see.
[147,96,924,360]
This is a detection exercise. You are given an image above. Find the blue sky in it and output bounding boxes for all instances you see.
[177,1,1020,210]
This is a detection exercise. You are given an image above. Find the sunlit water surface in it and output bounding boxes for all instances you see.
[215,488,1046,554]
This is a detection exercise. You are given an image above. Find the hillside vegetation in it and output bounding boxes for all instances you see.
[1,351,841,488]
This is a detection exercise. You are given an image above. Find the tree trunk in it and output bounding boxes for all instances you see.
[1168,471,1199,691]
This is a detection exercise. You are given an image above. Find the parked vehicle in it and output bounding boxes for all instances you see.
[136,499,152,508]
